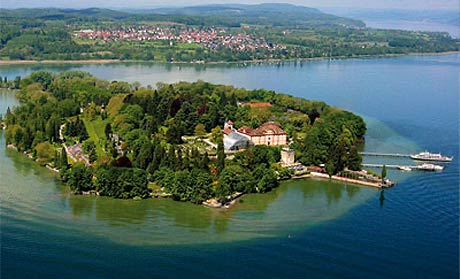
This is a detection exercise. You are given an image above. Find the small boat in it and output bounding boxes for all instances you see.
[398,166,412,171]
[416,163,444,171]
[410,151,453,162]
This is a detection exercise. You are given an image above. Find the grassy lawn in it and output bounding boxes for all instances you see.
[83,117,109,157]
[176,43,203,50]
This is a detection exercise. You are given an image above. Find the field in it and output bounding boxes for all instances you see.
[83,117,109,157]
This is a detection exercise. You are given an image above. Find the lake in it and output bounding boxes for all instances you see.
[1,54,458,278]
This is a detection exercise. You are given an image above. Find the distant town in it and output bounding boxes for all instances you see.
[74,26,286,52]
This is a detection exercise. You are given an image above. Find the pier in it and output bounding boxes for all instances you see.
[362,164,414,169]
[360,152,410,158]
[362,163,444,171]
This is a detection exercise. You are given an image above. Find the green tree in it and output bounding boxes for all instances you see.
[326,161,335,178]
[217,165,254,198]
[210,126,223,144]
[257,168,278,193]
[84,102,97,121]
[190,169,213,203]
[30,70,53,90]
[104,123,112,139]
[199,152,210,171]
[347,146,362,171]
[166,121,182,144]
[59,149,69,170]
[88,148,97,163]
[381,165,387,183]
[13,76,21,89]
[67,163,93,193]
[194,123,207,137]
[216,138,225,173]
[35,141,55,165]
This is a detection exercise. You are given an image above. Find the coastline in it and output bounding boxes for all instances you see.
[0,59,122,66]
[0,51,458,66]
[5,143,385,207]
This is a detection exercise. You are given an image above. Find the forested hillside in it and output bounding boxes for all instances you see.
[0,4,457,62]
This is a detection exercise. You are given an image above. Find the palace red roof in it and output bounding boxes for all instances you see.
[238,122,286,136]
[248,102,272,108]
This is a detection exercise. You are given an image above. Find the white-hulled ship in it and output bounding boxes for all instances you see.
[416,163,444,171]
[410,151,453,162]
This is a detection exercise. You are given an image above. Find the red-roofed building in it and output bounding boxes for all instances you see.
[237,122,287,146]
[248,102,272,108]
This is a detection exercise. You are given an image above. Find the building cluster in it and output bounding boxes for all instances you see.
[74,26,286,52]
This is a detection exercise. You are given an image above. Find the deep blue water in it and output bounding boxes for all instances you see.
[1,54,459,278]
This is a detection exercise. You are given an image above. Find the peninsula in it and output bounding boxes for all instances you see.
[0,4,458,63]
[3,70,372,204]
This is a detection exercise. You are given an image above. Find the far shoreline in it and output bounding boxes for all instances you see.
[0,51,458,66]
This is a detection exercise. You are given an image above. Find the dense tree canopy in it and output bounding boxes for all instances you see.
[5,71,366,202]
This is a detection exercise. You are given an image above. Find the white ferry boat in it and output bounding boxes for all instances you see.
[410,151,453,162]
[416,163,444,171]
[397,166,412,171]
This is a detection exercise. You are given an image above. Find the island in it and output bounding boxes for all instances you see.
[0,4,458,63]
[3,70,391,206]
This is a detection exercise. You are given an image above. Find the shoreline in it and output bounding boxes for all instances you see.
[5,144,387,207]
[0,59,122,66]
[5,143,390,207]
[0,51,458,66]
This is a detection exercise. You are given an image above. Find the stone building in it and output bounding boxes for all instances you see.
[280,148,295,165]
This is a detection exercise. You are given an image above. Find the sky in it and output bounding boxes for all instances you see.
[1,0,459,10]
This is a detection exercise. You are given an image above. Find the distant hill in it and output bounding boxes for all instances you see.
[151,3,322,16]
[0,3,365,29]
[146,3,365,28]
[0,7,130,20]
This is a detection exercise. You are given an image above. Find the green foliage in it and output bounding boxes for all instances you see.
[210,126,223,143]
[6,72,368,202]
[95,165,149,199]
[154,167,213,203]
[216,138,225,173]
[381,165,387,183]
[30,71,53,90]
[218,165,255,198]
[65,116,89,142]
[67,163,94,193]
[257,168,278,193]
[194,123,207,137]
[35,141,55,165]
[59,149,69,170]
[296,110,366,175]
[83,102,97,121]
[0,7,457,63]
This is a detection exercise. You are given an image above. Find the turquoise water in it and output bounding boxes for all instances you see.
[1,54,458,278]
